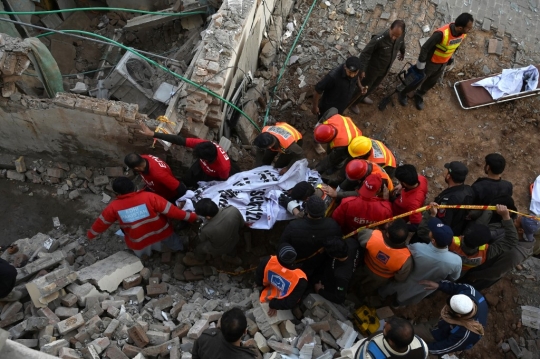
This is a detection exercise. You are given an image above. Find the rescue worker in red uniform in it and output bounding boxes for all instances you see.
[255,244,308,316]
[347,136,397,177]
[87,177,198,258]
[125,153,185,203]
[398,13,474,110]
[357,218,413,296]
[253,122,304,175]
[139,122,237,187]
[331,173,393,235]
[313,112,362,175]
[448,204,519,273]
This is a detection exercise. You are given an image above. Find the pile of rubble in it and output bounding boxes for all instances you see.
[0,155,134,202]
[0,229,372,359]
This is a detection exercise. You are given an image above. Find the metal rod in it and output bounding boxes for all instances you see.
[0,17,183,65]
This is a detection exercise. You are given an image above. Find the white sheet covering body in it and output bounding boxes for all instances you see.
[531,175,540,216]
[177,159,322,229]
[472,65,539,100]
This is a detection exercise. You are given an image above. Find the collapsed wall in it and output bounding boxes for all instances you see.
[0,93,155,167]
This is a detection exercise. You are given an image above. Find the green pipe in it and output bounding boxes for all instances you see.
[49,29,261,132]
[263,0,318,126]
[0,8,206,17]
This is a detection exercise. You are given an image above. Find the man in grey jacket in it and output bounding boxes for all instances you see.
[349,20,406,113]
[184,198,245,266]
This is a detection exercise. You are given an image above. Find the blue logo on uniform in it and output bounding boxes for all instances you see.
[376,251,390,264]
[118,204,150,223]
[268,271,291,296]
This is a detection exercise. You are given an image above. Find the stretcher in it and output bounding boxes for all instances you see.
[453,65,540,109]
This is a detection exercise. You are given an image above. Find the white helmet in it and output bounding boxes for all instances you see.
[450,294,474,315]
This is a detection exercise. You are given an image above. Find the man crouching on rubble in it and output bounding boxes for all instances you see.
[87,177,198,257]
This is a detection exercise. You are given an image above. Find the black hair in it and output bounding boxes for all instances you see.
[395,164,419,186]
[194,142,218,162]
[221,308,247,343]
[112,177,135,194]
[124,153,144,169]
[289,181,315,200]
[455,13,474,28]
[194,198,219,217]
[386,317,414,350]
[253,132,276,148]
[391,20,406,32]
[386,219,409,244]
[323,236,349,258]
[485,153,506,175]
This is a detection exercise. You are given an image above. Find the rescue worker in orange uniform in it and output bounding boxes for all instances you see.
[347,136,397,177]
[253,122,304,175]
[357,218,413,296]
[255,244,308,316]
[443,204,519,274]
[313,111,363,175]
[398,13,474,110]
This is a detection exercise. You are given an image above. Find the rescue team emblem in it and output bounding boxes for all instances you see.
[267,126,292,139]
[268,271,291,296]
[376,250,390,264]
[118,204,150,223]
[371,140,384,158]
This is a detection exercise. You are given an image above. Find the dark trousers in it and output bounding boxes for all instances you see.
[184,161,239,188]
[352,72,386,104]
[255,140,303,168]
[403,61,446,97]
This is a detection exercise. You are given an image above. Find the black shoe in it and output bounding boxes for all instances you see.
[398,92,408,106]
[414,94,424,110]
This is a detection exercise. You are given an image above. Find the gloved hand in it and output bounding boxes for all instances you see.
[278,193,301,215]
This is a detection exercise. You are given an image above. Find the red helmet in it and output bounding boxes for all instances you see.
[314,124,337,143]
[346,160,370,181]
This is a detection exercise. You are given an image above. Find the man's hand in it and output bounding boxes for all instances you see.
[428,202,439,217]
[392,183,402,198]
[314,281,325,293]
[419,280,439,291]
[382,186,390,200]
[322,184,338,198]
[139,121,155,137]
[311,104,320,116]
[496,204,511,221]
[267,308,277,317]
[359,72,365,79]
[397,52,404,61]
[279,167,288,175]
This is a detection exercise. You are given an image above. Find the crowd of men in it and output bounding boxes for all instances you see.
[1,11,538,359]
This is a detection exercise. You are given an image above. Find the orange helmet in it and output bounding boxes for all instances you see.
[314,124,337,143]
[346,159,370,181]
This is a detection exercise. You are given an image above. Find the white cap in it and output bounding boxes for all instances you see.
[449,294,474,315]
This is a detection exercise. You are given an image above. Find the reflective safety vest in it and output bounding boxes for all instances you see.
[323,115,362,149]
[365,230,411,278]
[449,236,488,271]
[368,140,396,169]
[262,122,302,153]
[431,24,467,64]
[370,162,394,192]
[260,256,307,303]
[316,184,337,217]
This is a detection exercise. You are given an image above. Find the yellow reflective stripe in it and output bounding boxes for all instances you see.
[454,236,461,245]
[278,123,302,141]
[341,116,354,144]
[478,245,486,250]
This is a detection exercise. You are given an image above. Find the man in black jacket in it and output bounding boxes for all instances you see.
[472,153,513,205]
[280,195,343,277]
[313,237,360,304]
[422,162,474,241]
[349,20,406,112]
[192,308,261,359]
